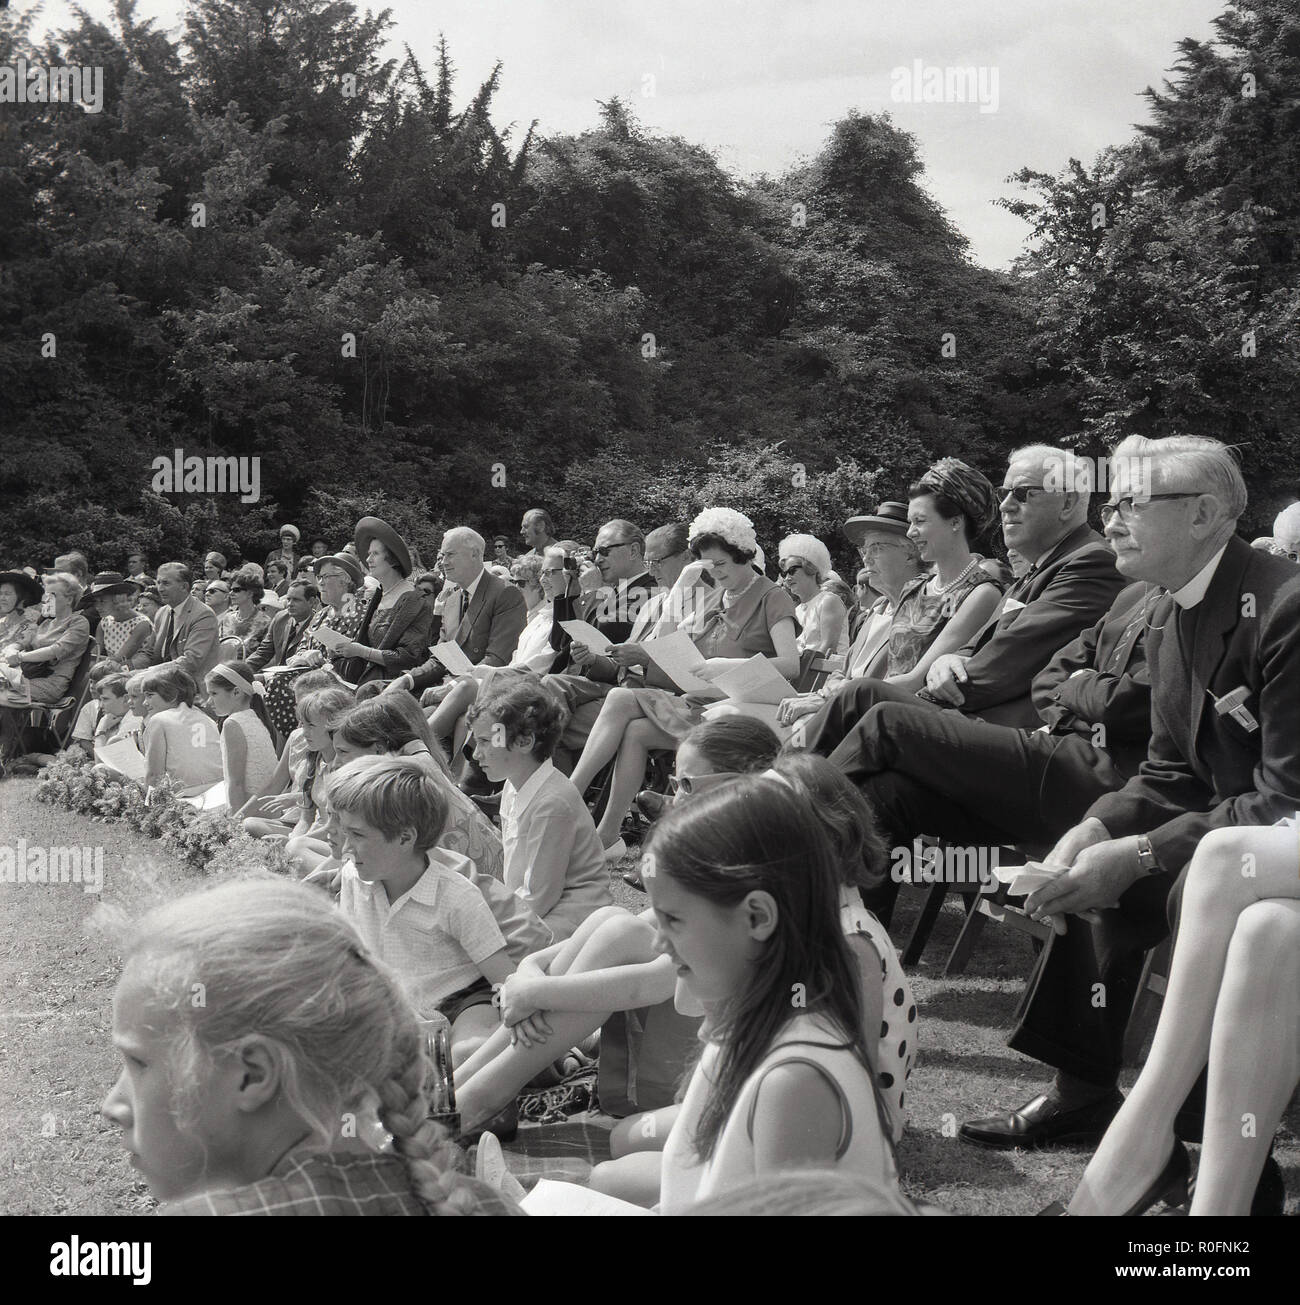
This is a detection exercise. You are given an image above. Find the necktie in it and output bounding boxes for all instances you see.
[161,608,176,659]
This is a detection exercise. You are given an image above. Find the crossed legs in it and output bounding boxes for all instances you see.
[568,689,677,847]
[1069,824,1300,1215]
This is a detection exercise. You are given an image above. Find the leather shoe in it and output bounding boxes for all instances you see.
[634,789,671,822]
[960,1089,1123,1151]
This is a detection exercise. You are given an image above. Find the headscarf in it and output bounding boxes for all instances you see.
[916,458,998,545]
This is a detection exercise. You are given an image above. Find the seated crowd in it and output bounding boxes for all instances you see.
[5,439,1300,1217]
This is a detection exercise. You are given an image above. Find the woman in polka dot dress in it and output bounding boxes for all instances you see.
[773,753,914,1141]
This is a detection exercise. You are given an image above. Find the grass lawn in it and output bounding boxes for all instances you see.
[1,776,1296,1215]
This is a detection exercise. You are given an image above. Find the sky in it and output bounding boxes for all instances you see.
[26,0,1227,268]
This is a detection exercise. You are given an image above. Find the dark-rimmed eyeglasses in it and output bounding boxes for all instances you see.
[1099,493,1203,526]
[998,485,1056,504]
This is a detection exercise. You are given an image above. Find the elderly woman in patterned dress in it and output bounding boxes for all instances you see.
[261,553,367,738]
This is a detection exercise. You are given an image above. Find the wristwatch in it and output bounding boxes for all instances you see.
[1135,834,1161,875]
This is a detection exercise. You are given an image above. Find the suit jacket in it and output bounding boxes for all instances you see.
[409,570,526,691]
[562,573,660,683]
[338,588,433,686]
[246,609,313,673]
[547,572,656,676]
[934,522,1125,725]
[148,595,220,683]
[1088,536,1300,873]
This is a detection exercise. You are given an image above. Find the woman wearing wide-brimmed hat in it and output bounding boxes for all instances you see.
[331,518,432,686]
[0,570,43,647]
[89,572,152,669]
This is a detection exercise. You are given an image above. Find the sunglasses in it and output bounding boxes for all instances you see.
[998,485,1055,504]
[669,770,743,797]
[592,541,637,559]
[779,563,809,578]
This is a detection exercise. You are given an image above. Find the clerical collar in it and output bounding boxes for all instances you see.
[1170,543,1229,609]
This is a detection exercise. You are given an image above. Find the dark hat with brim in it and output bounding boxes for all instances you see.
[88,571,141,599]
[354,517,412,577]
[842,501,911,547]
[0,570,44,608]
[312,552,364,588]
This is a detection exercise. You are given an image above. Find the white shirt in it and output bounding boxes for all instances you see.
[339,847,506,1010]
[510,601,554,673]
[1170,543,1229,609]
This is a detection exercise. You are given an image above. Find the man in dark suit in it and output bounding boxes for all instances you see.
[393,527,526,696]
[843,579,1155,921]
[147,562,220,684]
[246,579,320,673]
[961,437,1300,1209]
[803,445,1126,768]
[543,520,657,765]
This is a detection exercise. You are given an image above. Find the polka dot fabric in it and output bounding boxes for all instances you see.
[841,886,916,1143]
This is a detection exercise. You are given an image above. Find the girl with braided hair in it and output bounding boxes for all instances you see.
[100,877,520,1215]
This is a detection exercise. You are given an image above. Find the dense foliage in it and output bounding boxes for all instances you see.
[1,0,1295,575]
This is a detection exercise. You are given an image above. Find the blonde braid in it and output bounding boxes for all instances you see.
[374,1026,479,1216]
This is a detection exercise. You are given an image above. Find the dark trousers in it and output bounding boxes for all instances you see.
[802,678,938,764]
[848,700,1129,921]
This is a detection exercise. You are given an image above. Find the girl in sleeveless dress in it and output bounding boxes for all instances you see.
[647,775,903,1213]
[205,661,281,815]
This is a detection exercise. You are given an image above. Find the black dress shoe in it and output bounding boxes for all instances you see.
[1038,1140,1189,1216]
[634,790,670,822]
[1186,1152,1284,1217]
[960,1089,1123,1151]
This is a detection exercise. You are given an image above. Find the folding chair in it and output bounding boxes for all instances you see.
[1122,935,1173,1068]
[23,640,99,753]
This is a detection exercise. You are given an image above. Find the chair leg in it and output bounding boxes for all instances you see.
[1121,936,1172,1068]
[943,882,1005,978]
[900,881,951,967]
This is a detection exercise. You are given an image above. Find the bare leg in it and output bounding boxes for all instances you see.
[586,1153,664,1206]
[1193,899,1300,1214]
[569,689,644,795]
[451,1004,503,1069]
[429,678,478,741]
[1069,825,1300,1214]
[594,718,676,848]
[610,1104,681,1158]
[457,913,659,1130]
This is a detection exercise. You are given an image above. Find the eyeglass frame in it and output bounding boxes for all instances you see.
[592,540,639,560]
[997,484,1060,504]
[669,770,744,797]
[858,539,906,557]
[1099,492,1204,526]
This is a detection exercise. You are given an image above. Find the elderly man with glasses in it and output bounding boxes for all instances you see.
[956,438,1300,1213]
[542,519,659,769]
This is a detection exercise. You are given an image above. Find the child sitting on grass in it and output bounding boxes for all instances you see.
[283,684,354,875]
[140,665,223,797]
[71,668,132,757]
[205,661,280,816]
[466,680,612,941]
[329,755,516,1067]
[100,877,518,1215]
[239,669,342,837]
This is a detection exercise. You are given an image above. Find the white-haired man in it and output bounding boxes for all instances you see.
[961,437,1300,1214]
[392,527,526,696]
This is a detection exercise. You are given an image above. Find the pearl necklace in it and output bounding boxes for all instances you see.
[928,557,983,597]
[721,572,761,608]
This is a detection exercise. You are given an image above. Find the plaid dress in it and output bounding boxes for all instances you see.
[158,1149,522,1216]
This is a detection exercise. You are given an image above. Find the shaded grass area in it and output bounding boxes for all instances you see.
[2,780,1296,1215]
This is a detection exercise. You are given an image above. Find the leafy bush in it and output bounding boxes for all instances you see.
[36,750,291,877]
